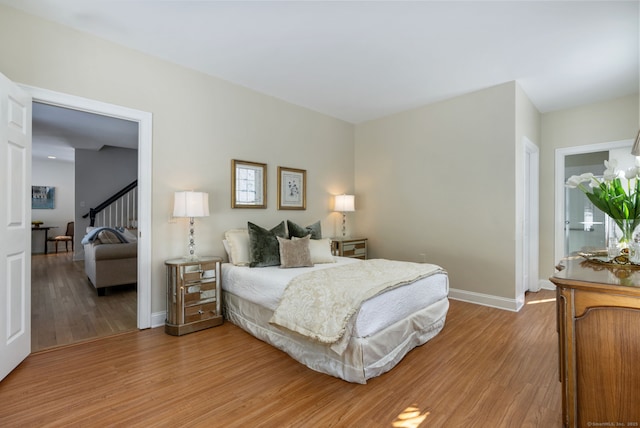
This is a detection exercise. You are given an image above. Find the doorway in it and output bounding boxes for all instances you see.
[554,139,635,264]
[30,102,140,351]
[22,84,153,337]
[516,138,540,310]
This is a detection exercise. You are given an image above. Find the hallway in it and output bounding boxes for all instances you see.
[31,252,137,352]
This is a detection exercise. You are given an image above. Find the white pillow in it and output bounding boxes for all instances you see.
[224,229,250,266]
[293,236,334,264]
[222,239,232,263]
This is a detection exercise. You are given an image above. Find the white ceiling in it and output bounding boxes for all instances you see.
[32,102,138,162]
[5,1,639,159]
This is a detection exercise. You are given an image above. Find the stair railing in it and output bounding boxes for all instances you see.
[82,180,138,228]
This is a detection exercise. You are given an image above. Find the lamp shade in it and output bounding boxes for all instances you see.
[173,191,210,218]
[334,194,355,212]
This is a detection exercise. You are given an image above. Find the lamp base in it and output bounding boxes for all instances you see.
[341,212,347,237]
[186,217,198,261]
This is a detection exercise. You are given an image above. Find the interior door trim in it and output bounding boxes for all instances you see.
[20,84,153,330]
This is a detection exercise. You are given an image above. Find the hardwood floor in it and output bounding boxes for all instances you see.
[1,289,561,427]
[31,252,137,352]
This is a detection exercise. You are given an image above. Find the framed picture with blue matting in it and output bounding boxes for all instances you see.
[32,186,55,209]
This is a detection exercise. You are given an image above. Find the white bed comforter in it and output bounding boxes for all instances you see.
[270,259,445,354]
[221,257,449,340]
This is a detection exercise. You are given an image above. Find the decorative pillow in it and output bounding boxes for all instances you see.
[277,236,313,268]
[248,221,287,267]
[293,236,335,264]
[122,228,138,243]
[222,239,233,264]
[287,220,322,240]
[224,229,250,266]
[97,230,121,244]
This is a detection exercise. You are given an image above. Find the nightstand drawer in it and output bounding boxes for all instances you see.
[331,237,368,260]
[182,264,217,283]
[342,242,366,257]
[182,271,203,282]
[184,302,218,323]
[183,281,216,302]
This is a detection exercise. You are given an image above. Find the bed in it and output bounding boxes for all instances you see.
[221,256,449,384]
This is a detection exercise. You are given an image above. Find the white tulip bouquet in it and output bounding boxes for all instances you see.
[566,159,640,244]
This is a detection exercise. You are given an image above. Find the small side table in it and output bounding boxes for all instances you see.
[331,237,367,260]
[165,256,223,336]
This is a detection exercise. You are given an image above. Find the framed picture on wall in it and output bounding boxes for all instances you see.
[277,166,306,210]
[32,186,55,209]
[231,159,267,208]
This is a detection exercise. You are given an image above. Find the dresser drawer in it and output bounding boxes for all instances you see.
[182,263,217,283]
[183,281,217,303]
[184,302,218,323]
[342,241,366,257]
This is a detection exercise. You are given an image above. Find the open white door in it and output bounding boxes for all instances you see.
[0,73,32,381]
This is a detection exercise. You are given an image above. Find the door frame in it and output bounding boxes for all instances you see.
[554,139,633,267]
[522,138,540,295]
[22,85,152,329]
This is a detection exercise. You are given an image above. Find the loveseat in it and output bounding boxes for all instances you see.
[83,228,137,296]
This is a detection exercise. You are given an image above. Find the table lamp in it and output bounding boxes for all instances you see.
[334,194,355,238]
[173,191,209,260]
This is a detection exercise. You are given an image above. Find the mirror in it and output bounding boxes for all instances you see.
[564,151,608,255]
[555,140,634,263]
[231,159,266,209]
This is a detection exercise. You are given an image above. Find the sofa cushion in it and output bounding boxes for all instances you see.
[90,242,138,260]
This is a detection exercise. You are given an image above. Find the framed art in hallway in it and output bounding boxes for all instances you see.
[32,186,55,209]
[277,166,306,210]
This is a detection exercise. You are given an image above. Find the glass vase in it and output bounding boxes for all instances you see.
[618,220,636,247]
[607,218,638,258]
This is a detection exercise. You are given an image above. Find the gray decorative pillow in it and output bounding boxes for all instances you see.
[277,235,313,268]
[248,221,287,267]
[287,220,322,240]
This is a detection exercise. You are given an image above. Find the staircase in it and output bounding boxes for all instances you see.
[83,180,138,228]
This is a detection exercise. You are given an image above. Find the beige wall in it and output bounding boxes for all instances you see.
[539,94,639,280]
[0,5,354,314]
[355,82,521,300]
[2,4,637,313]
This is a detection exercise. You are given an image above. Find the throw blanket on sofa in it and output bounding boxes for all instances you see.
[270,259,445,355]
[81,227,129,245]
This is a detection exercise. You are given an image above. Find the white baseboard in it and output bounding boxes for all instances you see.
[449,279,557,312]
[448,288,520,312]
[151,311,166,328]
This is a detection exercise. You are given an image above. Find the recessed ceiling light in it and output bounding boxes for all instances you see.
[47,156,56,159]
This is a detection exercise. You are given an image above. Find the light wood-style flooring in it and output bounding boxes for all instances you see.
[1,289,561,427]
[31,251,137,352]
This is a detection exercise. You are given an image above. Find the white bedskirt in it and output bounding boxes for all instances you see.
[223,291,449,384]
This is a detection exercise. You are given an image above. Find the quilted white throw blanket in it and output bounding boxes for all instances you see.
[270,259,445,355]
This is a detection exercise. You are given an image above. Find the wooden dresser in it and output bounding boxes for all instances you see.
[550,259,640,428]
